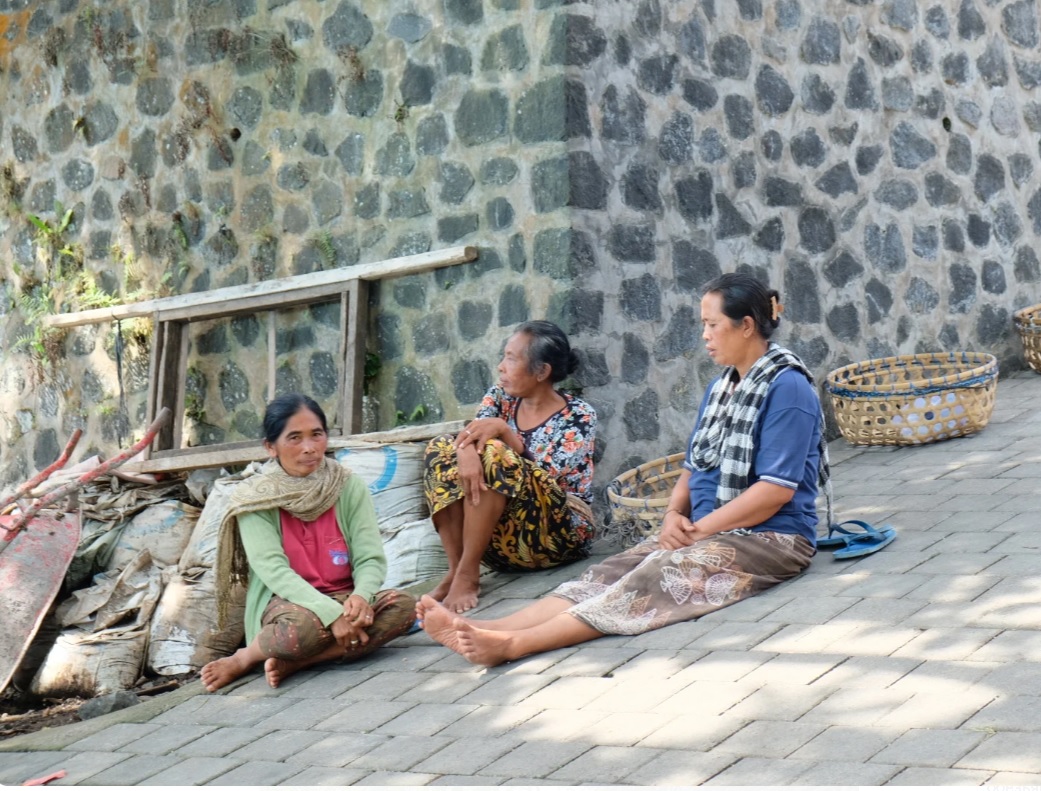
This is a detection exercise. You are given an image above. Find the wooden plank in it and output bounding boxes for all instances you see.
[267,311,276,403]
[152,320,186,452]
[171,321,190,451]
[343,281,368,435]
[142,311,162,459]
[158,281,346,322]
[43,246,478,328]
[121,420,466,474]
[336,291,348,429]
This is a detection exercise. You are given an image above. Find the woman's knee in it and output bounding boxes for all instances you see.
[425,433,456,456]
[479,437,519,467]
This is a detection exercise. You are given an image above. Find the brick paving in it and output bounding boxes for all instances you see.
[2,371,1040,785]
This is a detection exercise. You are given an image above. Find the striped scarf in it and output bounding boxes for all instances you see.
[689,343,833,528]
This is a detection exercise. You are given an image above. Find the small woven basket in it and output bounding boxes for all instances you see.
[825,351,998,447]
[605,452,686,546]
[1013,303,1041,374]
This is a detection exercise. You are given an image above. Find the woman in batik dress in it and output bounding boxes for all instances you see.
[423,320,597,613]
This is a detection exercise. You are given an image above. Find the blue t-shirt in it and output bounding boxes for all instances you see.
[682,368,821,545]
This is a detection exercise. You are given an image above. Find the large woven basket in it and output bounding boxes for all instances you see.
[825,351,998,447]
[1013,303,1041,374]
[605,452,685,546]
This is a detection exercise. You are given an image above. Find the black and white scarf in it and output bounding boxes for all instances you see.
[689,343,833,528]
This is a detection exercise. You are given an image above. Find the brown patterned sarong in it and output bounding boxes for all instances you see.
[552,532,813,635]
[423,434,589,572]
[256,589,416,661]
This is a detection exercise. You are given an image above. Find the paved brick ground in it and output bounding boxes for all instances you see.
[2,371,1040,786]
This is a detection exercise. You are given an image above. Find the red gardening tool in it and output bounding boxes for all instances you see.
[0,408,171,695]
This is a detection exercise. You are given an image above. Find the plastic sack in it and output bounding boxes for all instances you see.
[180,464,262,572]
[107,500,200,571]
[334,444,427,531]
[382,517,448,590]
[31,625,148,697]
[148,568,246,676]
[58,550,164,632]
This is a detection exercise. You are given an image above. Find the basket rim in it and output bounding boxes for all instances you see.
[1013,303,1041,325]
[607,452,686,508]
[607,452,686,486]
[825,352,998,396]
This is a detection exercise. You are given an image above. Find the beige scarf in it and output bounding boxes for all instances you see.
[215,456,348,628]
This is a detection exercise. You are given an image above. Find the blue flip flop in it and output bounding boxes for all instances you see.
[832,526,897,560]
[817,519,884,549]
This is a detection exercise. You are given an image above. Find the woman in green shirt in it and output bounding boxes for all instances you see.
[201,394,415,691]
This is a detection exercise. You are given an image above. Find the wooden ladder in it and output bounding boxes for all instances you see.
[43,246,478,472]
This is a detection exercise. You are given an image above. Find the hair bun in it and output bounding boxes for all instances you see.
[566,350,580,376]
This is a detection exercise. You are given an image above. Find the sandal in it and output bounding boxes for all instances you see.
[817,519,885,549]
[832,525,897,560]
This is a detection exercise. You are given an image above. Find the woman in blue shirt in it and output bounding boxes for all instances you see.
[418,273,828,665]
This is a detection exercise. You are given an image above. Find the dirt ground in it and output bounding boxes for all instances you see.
[0,675,195,741]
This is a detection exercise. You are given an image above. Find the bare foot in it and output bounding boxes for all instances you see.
[201,649,256,692]
[428,571,455,602]
[455,620,515,667]
[418,595,470,655]
[264,656,298,688]
[443,572,480,613]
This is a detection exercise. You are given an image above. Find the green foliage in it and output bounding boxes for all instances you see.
[313,231,336,269]
[363,352,382,396]
[12,287,66,382]
[395,403,428,427]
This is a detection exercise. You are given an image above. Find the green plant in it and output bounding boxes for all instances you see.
[12,287,67,382]
[394,403,428,427]
[393,102,409,124]
[184,392,206,423]
[363,352,381,396]
[313,231,336,269]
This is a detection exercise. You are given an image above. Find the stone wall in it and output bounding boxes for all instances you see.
[0,0,1038,511]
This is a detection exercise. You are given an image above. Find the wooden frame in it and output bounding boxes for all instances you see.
[45,246,478,468]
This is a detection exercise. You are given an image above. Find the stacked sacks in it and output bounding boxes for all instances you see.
[147,468,254,676]
[31,501,199,696]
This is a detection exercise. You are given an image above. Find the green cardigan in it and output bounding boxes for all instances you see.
[237,473,387,643]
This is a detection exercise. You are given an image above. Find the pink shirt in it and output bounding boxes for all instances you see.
[279,506,354,594]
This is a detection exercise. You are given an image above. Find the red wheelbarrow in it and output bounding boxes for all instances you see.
[0,408,171,694]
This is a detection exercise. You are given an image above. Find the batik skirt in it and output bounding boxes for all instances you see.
[257,589,416,661]
[552,531,814,635]
[423,434,590,573]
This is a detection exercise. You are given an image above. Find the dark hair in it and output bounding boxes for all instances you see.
[702,272,781,339]
[262,393,328,443]
[514,320,579,384]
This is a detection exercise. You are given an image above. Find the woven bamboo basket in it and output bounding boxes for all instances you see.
[605,452,686,545]
[1013,303,1041,374]
[825,351,998,447]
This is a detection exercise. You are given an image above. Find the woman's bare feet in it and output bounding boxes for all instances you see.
[264,656,296,688]
[201,649,257,692]
[455,620,516,667]
[442,571,480,613]
[418,595,470,655]
[428,571,455,602]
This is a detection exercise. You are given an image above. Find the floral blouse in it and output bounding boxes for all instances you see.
[476,384,597,503]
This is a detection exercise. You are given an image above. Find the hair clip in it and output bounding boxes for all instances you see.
[770,296,784,322]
